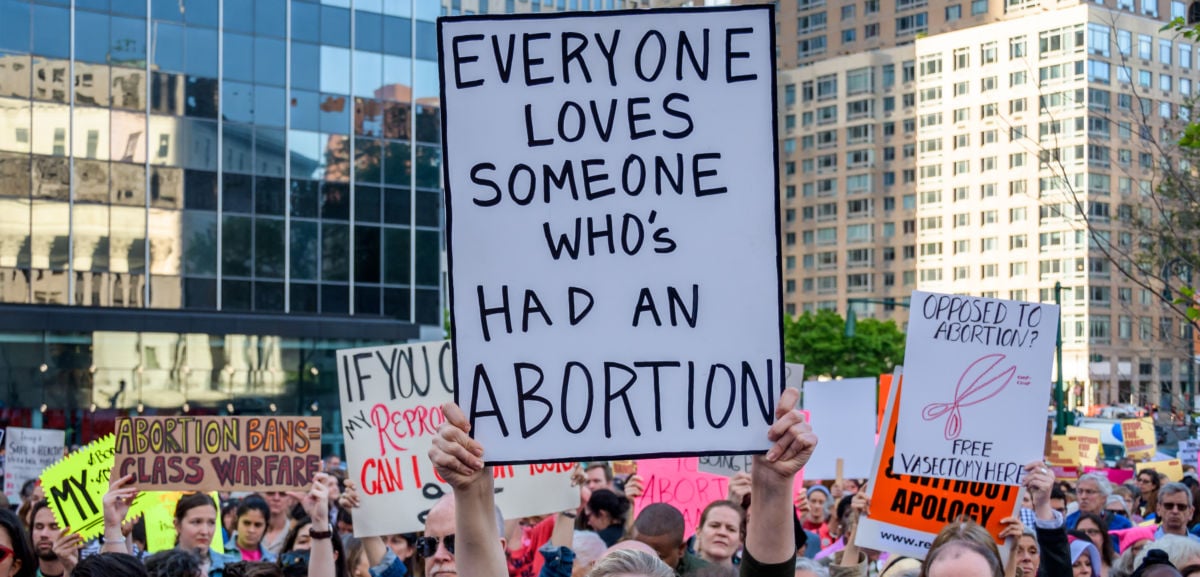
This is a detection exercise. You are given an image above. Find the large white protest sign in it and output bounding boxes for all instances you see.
[802,378,876,479]
[4,427,65,502]
[336,341,578,537]
[892,292,1059,485]
[439,7,781,463]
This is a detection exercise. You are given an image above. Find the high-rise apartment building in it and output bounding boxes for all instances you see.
[915,3,1197,409]
[781,0,1199,408]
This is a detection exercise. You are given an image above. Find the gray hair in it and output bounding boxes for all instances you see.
[1078,472,1112,497]
[1106,495,1131,517]
[572,531,608,572]
[1133,536,1200,568]
[1158,482,1193,507]
[794,558,831,577]
[589,549,674,577]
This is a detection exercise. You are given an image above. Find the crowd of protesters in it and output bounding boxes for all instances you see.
[1,389,1198,577]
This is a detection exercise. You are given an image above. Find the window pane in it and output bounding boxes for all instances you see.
[76,11,112,64]
[290,220,318,280]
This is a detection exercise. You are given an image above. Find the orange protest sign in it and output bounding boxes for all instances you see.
[1121,418,1155,461]
[878,374,893,433]
[1137,459,1183,482]
[1046,436,1080,481]
[855,376,1020,558]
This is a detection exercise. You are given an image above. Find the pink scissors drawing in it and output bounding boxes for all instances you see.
[922,353,1017,440]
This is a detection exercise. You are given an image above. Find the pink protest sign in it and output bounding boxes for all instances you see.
[1084,467,1133,485]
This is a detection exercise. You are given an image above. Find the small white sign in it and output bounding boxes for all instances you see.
[892,292,1059,485]
[336,341,578,537]
[439,6,781,463]
[4,427,64,503]
[802,378,876,479]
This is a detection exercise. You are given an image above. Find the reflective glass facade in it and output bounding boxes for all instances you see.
[0,0,444,446]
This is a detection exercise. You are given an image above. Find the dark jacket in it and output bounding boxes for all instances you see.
[1037,523,1072,577]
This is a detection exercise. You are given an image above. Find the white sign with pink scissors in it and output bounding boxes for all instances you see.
[892,291,1059,485]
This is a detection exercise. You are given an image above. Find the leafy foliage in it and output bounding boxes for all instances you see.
[783,310,906,378]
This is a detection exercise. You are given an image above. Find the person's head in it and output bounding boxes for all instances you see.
[585,463,614,493]
[1133,536,1200,570]
[343,537,369,577]
[280,515,348,577]
[1131,549,1184,577]
[568,531,608,577]
[70,553,148,577]
[920,520,1003,577]
[325,456,342,471]
[1072,539,1103,577]
[145,548,204,577]
[1051,487,1069,517]
[1074,512,1115,564]
[694,501,744,565]
[588,549,674,577]
[263,492,294,520]
[223,561,284,577]
[419,496,505,577]
[794,558,830,577]
[235,496,271,551]
[335,507,353,536]
[1107,495,1132,518]
[843,479,862,495]
[632,503,686,569]
[29,501,61,562]
[804,486,830,525]
[831,495,855,538]
[18,481,36,505]
[585,489,631,532]
[1113,485,1137,514]
[1159,483,1195,534]
[1014,531,1040,577]
[1113,526,1158,561]
[385,534,415,561]
[922,540,1003,577]
[173,493,217,551]
[0,508,34,577]
[1077,473,1112,514]
[1139,471,1164,497]
[879,557,922,577]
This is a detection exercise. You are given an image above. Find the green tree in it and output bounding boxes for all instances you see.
[783,310,906,378]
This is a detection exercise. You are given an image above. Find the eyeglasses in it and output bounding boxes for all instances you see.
[0,544,12,564]
[1161,502,1192,511]
[1080,528,1104,537]
[416,534,455,557]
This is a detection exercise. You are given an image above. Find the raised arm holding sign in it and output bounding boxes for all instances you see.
[438,5,782,465]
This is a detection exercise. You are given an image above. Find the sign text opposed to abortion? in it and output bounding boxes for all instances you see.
[439,5,782,464]
[893,292,1059,485]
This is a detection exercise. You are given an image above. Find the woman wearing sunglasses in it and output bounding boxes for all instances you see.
[0,508,34,577]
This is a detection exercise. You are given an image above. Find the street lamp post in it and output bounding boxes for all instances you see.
[1055,282,1068,435]
[843,297,910,338]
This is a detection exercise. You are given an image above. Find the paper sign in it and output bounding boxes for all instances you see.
[336,341,578,537]
[4,427,65,502]
[892,292,1059,485]
[1121,419,1156,461]
[144,492,224,553]
[1046,436,1080,481]
[1087,467,1133,485]
[1137,459,1184,482]
[634,458,729,539]
[439,6,782,464]
[1067,426,1103,469]
[612,460,637,476]
[803,378,876,479]
[1178,439,1200,469]
[112,416,322,492]
[855,377,1020,559]
[786,364,805,389]
[698,454,753,477]
[39,435,151,540]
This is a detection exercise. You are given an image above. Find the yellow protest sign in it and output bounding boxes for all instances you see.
[143,491,223,553]
[1067,426,1103,469]
[1047,436,1080,481]
[1121,418,1156,461]
[39,434,150,540]
[1137,459,1184,482]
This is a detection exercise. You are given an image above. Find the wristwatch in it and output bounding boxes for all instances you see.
[309,525,334,540]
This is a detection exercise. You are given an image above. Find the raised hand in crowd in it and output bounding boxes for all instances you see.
[52,531,83,576]
[744,387,817,570]
[428,401,507,577]
[727,472,752,507]
[101,473,139,555]
[297,472,336,577]
[1020,461,1070,577]
[838,489,871,569]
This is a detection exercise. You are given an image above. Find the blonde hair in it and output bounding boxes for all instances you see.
[589,549,674,577]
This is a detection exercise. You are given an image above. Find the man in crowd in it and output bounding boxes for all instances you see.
[32,499,79,577]
[1067,472,1133,531]
[631,503,709,577]
[1155,483,1200,541]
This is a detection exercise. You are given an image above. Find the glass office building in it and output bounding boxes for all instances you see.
[0,0,447,447]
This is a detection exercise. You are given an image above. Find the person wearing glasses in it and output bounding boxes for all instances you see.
[1155,484,1200,542]
[426,388,815,577]
[1068,473,1134,534]
[0,508,35,577]
[1139,472,1164,522]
